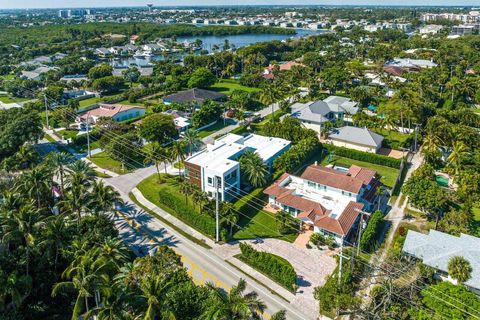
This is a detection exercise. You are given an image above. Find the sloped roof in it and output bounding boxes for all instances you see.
[329,126,384,148]
[163,88,227,104]
[313,201,363,235]
[290,96,358,124]
[403,230,480,291]
[79,104,144,120]
[301,165,372,194]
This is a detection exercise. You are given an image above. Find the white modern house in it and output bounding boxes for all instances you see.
[264,164,381,244]
[403,230,480,295]
[290,96,359,135]
[327,126,384,153]
[184,133,291,201]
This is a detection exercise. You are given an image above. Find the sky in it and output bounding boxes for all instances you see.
[0,0,478,9]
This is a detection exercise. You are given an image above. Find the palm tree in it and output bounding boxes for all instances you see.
[144,142,165,181]
[182,128,201,156]
[100,237,130,271]
[62,181,89,225]
[89,180,122,216]
[422,134,443,163]
[447,256,472,283]
[239,151,268,188]
[47,152,74,195]
[0,271,32,312]
[220,202,239,236]
[170,140,187,176]
[447,141,470,177]
[40,215,71,273]
[203,278,266,319]
[270,310,287,320]
[15,166,51,207]
[139,274,174,320]
[446,76,461,103]
[2,203,46,277]
[179,180,193,204]
[66,160,96,188]
[52,248,109,319]
[259,83,281,124]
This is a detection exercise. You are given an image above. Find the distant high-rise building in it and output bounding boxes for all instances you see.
[147,4,153,13]
[58,10,69,18]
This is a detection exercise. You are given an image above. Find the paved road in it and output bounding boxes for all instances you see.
[108,184,312,320]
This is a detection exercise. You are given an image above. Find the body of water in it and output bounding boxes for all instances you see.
[177,28,324,52]
[113,28,326,68]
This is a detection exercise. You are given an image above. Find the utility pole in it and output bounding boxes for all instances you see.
[44,94,50,130]
[86,116,91,158]
[336,236,346,317]
[215,176,221,242]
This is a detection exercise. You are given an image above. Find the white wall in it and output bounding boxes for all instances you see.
[330,139,378,153]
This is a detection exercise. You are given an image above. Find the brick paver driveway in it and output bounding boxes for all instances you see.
[214,239,336,316]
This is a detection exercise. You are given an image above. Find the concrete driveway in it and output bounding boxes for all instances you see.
[214,238,336,317]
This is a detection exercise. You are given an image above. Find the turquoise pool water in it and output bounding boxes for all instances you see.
[435,175,449,187]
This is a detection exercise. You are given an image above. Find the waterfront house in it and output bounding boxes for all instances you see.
[263,60,305,80]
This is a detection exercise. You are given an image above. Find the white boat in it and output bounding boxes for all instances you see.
[143,51,154,57]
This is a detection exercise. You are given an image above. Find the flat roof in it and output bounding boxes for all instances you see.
[185,133,290,174]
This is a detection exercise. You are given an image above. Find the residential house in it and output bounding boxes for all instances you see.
[142,43,165,54]
[162,88,227,105]
[327,126,384,153]
[290,96,359,134]
[165,109,191,133]
[263,60,305,80]
[264,164,381,244]
[419,25,444,34]
[78,103,145,124]
[385,58,438,70]
[184,133,291,201]
[21,66,58,81]
[403,230,480,295]
[95,47,111,58]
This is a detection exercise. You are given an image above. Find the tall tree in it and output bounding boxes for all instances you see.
[448,256,472,284]
[239,151,268,188]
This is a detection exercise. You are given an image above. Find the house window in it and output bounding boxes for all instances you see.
[207,177,213,186]
[348,192,352,197]
[307,181,315,188]
[342,191,345,195]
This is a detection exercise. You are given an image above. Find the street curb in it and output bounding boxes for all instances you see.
[131,187,217,248]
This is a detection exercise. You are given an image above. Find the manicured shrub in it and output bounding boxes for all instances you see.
[323,144,402,168]
[239,243,297,291]
[273,137,321,173]
[360,211,384,252]
[158,189,222,239]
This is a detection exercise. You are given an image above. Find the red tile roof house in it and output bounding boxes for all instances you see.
[263,61,305,80]
[264,164,381,245]
[78,104,145,124]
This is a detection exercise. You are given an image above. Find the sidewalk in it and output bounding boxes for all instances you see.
[131,188,217,248]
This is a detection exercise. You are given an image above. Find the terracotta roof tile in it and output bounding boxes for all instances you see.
[301,165,366,194]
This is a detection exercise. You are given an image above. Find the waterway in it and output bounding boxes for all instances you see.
[113,28,326,68]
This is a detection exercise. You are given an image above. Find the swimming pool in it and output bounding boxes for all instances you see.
[333,165,349,173]
[435,175,449,188]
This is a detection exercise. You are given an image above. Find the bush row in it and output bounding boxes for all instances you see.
[323,144,402,168]
[158,189,225,240]
[239,243,297,291]
[70,130,103,147]
[273,137,321,173]
[360,211,384,252]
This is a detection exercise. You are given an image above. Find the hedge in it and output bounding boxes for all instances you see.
[323,144,402,169]
[158,189,225,240]
[359,211,384,252]
[273,137,321,173]
[70,130,102,147]
[239,243,297,291]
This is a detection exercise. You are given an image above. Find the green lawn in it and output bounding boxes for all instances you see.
[372,128,412,148]
[116,99,146,107]
[56,129,79,140]
[211,79,260,95]
[232,187,297,242]
[0,94,29,103]
[197,121,230,138]
[320,155,399,189]
[78,93,120,108]
[89,152,131,174]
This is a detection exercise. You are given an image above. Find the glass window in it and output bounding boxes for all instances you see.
[207,177,213,186]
